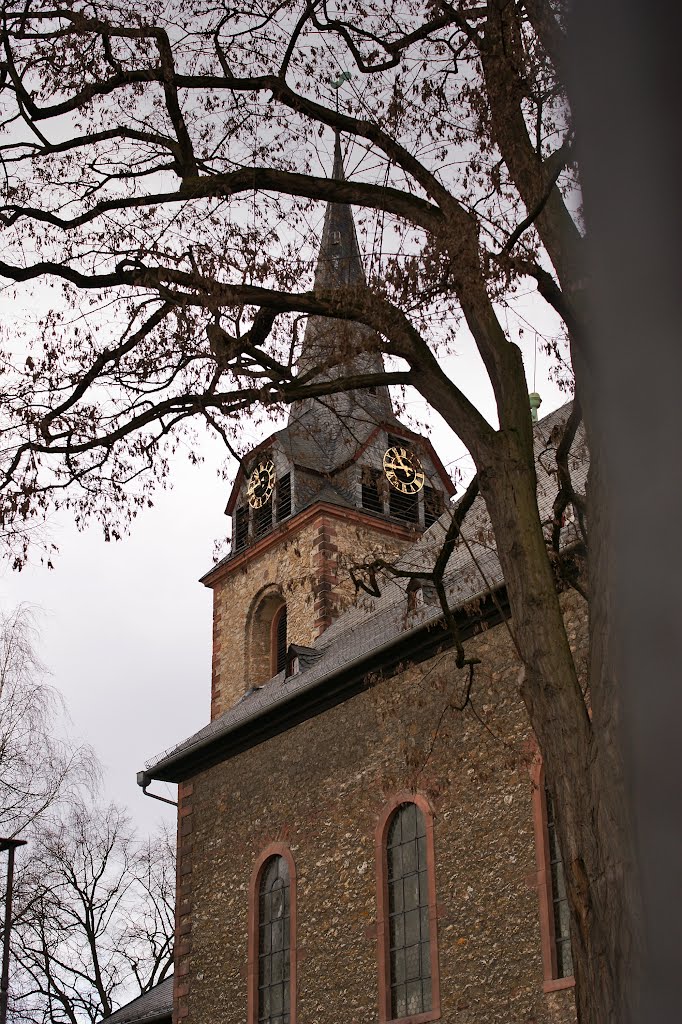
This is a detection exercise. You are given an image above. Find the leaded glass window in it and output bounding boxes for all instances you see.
[387,803,432,1019]
[258,856,290,1024]
[545,789,573,978]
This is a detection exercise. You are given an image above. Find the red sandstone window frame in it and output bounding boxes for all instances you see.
[247,843,298,1024]
[531,758,575,993]
[375,792,441,1024]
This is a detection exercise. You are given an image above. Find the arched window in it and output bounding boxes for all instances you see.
[376,795,440,1024]
[246,588,287,686]
[271,604,287,676]
[248,845,297,1024]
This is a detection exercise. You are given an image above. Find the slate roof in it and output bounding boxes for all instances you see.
[143,401,586,784]
[101,977,173,1024]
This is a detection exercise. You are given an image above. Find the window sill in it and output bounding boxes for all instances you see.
[543,976,575,993]
[385,1009,441,1024]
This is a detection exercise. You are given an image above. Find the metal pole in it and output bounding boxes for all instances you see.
[0,839,27,1024]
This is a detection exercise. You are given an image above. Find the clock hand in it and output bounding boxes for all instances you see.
[396,456,414,476]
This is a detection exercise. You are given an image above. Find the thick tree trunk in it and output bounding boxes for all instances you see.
[479,428,637,1024]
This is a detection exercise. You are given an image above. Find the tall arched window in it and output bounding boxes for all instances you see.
[376,795,440,1024]
[248,845,297,1024]
[246,588,287,686]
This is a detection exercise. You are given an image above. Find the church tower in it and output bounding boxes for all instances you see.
[201,137,455,719]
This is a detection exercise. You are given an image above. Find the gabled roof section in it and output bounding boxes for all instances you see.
[101,977,173,1024]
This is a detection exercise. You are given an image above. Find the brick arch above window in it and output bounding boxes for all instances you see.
[375,793,441,1024]
[247,843,297,1024]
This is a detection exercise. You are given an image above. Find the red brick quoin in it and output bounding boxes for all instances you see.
[310,516,339,636]
[173,781,194,1022]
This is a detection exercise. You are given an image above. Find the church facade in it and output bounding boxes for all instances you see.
[138,140,585,1024]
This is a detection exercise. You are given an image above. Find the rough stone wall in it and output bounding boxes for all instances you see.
[176,590,587,1024]
[209,508,417,718]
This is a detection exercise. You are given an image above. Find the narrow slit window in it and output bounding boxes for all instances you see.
[532,761,575,991]
[545,788,573,979]
[272,605,287,675]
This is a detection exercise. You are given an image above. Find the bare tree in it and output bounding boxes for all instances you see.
[0,608,174,1022]
[0,606,94,838]
[9,800,174,1024]
[0,3,637,1020]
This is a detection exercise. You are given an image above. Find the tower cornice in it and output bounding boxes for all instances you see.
[201,500,421,589]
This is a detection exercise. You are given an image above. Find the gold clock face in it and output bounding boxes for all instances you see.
[383,446,425,494]
[247,459,276,508]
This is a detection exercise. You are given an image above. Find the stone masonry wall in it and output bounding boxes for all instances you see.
[209,508,417,718]
[175,590,587,1024]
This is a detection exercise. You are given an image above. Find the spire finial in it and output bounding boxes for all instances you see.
[529,391,542,424]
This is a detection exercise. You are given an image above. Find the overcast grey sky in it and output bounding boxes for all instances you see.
[0,294,568,836]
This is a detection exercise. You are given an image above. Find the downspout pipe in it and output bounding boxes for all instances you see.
[136,775,178,807]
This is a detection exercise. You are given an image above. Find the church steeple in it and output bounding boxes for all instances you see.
[311,132,366,291]
[293,132,389,397]
[217,135,455,589]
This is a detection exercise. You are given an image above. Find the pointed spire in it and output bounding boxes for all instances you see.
[312,132,366,291]
[289,133,393,429]
[332,128,344,180]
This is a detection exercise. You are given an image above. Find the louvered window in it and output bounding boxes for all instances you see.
[389,488,419,523]
[277,473,292,521]
[362,467,383,514]
[235,506,249,551]
[258,856,291,1024]
[424,487,445,528]
[255,502,272,539]
[387,803,432,1019]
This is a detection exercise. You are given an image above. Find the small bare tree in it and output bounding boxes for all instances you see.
[0,610,174,1023]
[9,800,174,1024]
[0,606,94,838]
